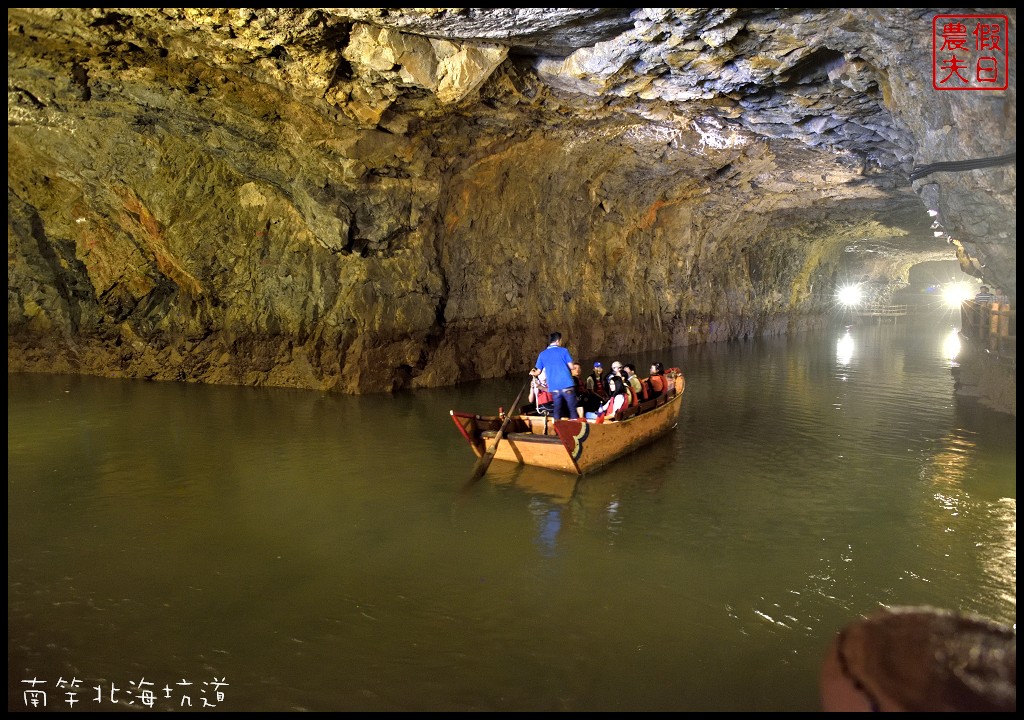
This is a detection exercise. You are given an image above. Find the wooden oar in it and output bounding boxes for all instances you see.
[466,376,531,485]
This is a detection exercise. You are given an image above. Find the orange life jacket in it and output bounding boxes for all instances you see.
[640,378,653,401]
[648,374,666,397]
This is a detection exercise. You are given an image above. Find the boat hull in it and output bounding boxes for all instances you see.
[451,375,685,475]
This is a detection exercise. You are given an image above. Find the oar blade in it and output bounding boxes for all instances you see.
[463,376,531,487]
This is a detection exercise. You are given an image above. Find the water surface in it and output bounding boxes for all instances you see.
[8,315,1016,711]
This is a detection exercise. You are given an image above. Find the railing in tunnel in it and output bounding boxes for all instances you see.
[857,303,908,322]
[960,300,1016,363]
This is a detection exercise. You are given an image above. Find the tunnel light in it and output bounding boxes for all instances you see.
[836,284,863,306]
[942,282,973,308]
[934,230,945,237]
[928,209,939,217]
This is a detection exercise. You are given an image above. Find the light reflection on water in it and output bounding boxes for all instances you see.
[7,315,1015,711]
[835,328,854,366]
[942,326,962,361]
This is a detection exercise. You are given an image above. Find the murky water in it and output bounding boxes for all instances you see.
[8,313,1015,711]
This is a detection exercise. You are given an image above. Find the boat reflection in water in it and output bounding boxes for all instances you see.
[473,430,684,560]
[484,462,580,503]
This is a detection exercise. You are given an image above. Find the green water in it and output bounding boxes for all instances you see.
[8,316,1015,711]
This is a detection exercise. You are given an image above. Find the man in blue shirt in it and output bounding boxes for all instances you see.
[974,285,995,302]
[533,331,579,421]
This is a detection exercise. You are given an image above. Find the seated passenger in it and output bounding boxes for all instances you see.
[571,362,603,417]
[570,362,589,418]
[524,369,554,415]
[593,371,629,422]
[646,362,668,399]
[605,361,626,397]
[623,364,644,406]
[586,362,609,401]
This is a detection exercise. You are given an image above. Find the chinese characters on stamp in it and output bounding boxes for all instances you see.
[933,14,1010,90]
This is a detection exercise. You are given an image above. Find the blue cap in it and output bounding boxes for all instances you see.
[594,362,602,367]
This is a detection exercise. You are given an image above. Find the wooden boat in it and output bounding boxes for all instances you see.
[450,371,686,475]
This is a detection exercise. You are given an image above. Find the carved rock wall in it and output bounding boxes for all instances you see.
[7,8,1016,395]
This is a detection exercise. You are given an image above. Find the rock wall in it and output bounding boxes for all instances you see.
[7,9,1016,396]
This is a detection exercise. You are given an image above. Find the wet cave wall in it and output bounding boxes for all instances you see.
[7,8,1016,397]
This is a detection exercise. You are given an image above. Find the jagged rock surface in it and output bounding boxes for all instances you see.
[7,8,1016,394]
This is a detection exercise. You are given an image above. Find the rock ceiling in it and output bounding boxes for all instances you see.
[6,8,1017,392]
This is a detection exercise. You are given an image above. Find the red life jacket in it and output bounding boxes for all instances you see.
[597,392,628,421]
[532,377,552,406]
